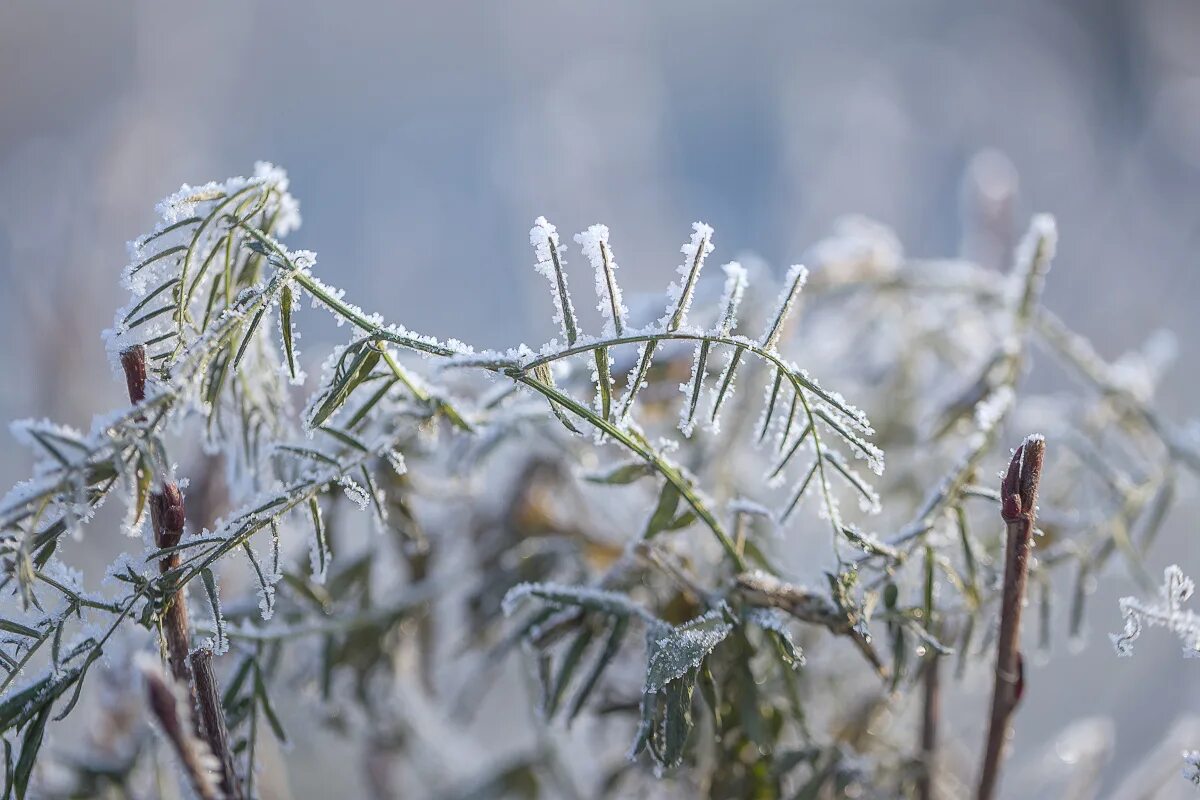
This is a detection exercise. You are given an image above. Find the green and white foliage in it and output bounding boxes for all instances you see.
[0,165,1196,799]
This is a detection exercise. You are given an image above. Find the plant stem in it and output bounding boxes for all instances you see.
[918,653,941,800]
[152,482,193,690]
[977,435,1044,800]
[190,647,243,800]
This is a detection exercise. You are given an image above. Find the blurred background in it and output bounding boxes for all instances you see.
[1,1,1198,796]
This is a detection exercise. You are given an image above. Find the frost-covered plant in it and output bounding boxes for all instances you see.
[0,164,1196,799]
[1111,565,1200,789]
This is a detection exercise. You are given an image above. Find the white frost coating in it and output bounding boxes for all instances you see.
[644,609,732,693]
[253,535,281,620]
[759,264,808,351]
[661,222,714,332]
[339,476,370,511]
[807,215,902,276]
[1006,213,1057,317]
[203,574,230,656]
[386,450,407,476]
[744,607,805,667]
[1184,751,1200,785]
[106,162,301,369]
[501,581,659,625]
[1111,565,1200,657]
[729,497,773,519]
[974,385,1014,432]
[575,225,628,337]
[678,343,707,437]
[715,262,748,336]
[530,217,580,345]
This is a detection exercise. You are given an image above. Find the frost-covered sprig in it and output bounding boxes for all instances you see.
[576,224,627,338]
[530,217,579,346]
[620,224,713,424]
[1111,565,1200,657]
[679,263,746,436]
[662,222,715,333]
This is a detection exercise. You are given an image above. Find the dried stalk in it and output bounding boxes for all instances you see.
[141,658,220,800]
[977,435,1045,800]
[191,647,243,800]
[918,654,941,800]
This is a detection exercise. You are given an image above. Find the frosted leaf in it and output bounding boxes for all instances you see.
[530,217,580,346]
[502,581,655,624]
[824,451,882,514]
[644,610,732,693]
[759,264,808,351]
[744,607,805,668]
[575,225,627,337]
[715,262,748,336]
[200,569,229,656]
[308,499,330,585]
[661,222,714,332]
[677,342,708,437]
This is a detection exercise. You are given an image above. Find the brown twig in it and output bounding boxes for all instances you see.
[126,344,240,798]
[191,647,243,800]
[977,435,1045,800]
[151,481,193,688]
[123,346,193,689]
[141,657,220,800]
[918,653,941,800]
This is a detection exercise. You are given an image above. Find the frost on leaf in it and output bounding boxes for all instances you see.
[530,216,579,346]
[644,610,732,694]
[744,607,805,669]
[502,581,654,624]
[575,225,627,337]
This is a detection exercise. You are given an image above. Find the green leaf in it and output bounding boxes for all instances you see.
[310,345,382,427]
[629,690,656,760]
[0,620,40,639]
[709,346,745,424]
[681,341,710,432]
[308,498,328,580]
[698,659,721,727]
[14,704,50,799]
[745,608,805,669]
[643,482,682,539]
[585,461,654,485]
[758,368,784,442]
[656,671,696,769]
[200,568,226,652]
[232,305,268,371]
[547,627,593,718]
[567,615,628,723]
[280,284,298,380]
[253,663,288,744]
[594,348,613,421]
[532,364,580,435]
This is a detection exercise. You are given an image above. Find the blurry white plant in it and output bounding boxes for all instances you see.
[1112,565,1200,789]
[0,163,1195,799]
